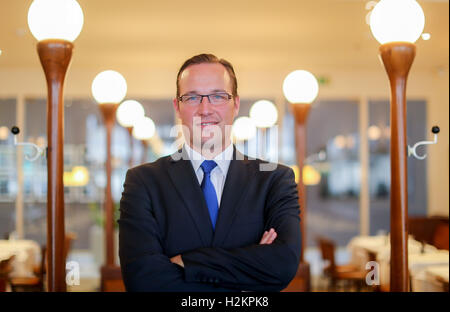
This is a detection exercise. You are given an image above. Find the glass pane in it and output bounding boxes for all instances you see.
[368,99,428,236]
[282,99,360,247]
[0,98,17,239]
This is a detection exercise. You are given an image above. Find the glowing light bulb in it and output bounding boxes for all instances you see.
[91,70,127,104]
[28,0,84,42]
[249,100,278,128]
[369,0,425,44]
[283,70,319,104]
[116,100,145,128]
[132,116,156,140]
[232,117,257,141]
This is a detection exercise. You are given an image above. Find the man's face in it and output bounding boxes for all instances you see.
[173,63,240,150]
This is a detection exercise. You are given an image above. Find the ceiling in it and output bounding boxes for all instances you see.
[0,0,448,74]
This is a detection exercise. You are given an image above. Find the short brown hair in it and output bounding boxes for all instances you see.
[176,53,238,98]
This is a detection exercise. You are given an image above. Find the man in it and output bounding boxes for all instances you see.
[119,54,301,292]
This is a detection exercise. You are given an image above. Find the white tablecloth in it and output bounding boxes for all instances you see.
[347,235,448,291]
[347,235,437,269]
[0,240,41,277]
[411,265,449,292]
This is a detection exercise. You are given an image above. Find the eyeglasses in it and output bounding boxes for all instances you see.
[178,92,233,106]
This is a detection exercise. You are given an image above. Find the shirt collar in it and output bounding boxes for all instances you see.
[184,143,234,176]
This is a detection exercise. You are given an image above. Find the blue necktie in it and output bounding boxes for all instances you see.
[200,160,219,230]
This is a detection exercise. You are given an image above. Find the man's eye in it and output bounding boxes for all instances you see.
[212,94,227,100]
[185,96,199,101]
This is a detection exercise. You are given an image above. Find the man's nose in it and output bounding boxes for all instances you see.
[198,96,213,114]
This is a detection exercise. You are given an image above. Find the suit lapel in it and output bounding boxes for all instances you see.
[212,148,251,246]
[166,148,214,247]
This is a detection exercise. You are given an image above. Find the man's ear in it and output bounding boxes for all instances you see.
[173,98,180,117]
[233,95,240,117]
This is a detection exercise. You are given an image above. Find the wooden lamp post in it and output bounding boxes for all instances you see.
[27,0,84,292]
[283,70,319,291]
[116,100,145,167]
[91,70,127,290]
[132,116,156,164]
[369,0,425,292]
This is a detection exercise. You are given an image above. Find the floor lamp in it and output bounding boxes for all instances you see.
[283,70,319,291]
[91,70,127,290]
[116,100,145,167]
[132,116,156,165]
[27,0,84,292]
[369,0,425,292]
[231,116,257,156]
[249,100,278,160]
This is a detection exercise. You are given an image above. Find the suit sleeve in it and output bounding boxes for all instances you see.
[118,168,233,292]
[181,166,302,292]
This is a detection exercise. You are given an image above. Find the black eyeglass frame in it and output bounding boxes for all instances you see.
[177,92,233,105]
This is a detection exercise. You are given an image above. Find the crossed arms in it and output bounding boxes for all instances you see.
[118,165,301,292]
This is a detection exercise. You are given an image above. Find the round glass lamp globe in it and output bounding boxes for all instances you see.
[232,117,257,141]
[132,117,156,141]
[28,0,84,42]
[249,100,278,128]
[369,0,425,44]
[283,70,319,104]
[116,100,145,128]
[91,70,127,104]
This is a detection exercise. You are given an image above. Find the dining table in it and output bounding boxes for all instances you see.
[0,239,41,278]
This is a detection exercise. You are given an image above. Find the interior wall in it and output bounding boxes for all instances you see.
[0,63,448,217]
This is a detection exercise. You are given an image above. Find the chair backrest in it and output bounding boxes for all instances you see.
[317,237,336,272]
[63,232,77,263]
[40,232,77,277]
[0,255,15,292]
[432,222,449,250]
[408,216,449,246]
[0,255,15,277]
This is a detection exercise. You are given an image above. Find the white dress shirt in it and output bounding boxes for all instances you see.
[184,143,234,207]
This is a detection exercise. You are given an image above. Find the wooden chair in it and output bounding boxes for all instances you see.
[436,276,449,292]
[10,232,77,292]
[282,262,311,292]
[432,222,449,251]
[317,236,367,291]
[408,216,449,248]
[101,265,126,292]
[0,255,15,292]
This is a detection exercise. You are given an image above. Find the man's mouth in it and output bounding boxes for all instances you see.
[199,121,219,127]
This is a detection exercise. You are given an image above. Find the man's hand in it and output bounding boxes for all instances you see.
[259,228,277,245]
[170,254,184,268]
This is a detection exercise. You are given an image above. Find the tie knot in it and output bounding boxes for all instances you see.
[201,160,217,175]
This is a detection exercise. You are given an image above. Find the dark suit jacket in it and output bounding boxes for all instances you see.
[118,147,301,292]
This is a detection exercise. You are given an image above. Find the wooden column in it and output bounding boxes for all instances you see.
[15,94,25,239]
[141,140,148,164]
[291,103,311,291]
[37,39,73,292]
[379,42,415,292]
[98,103,119,268]
[126,126,133,167]
[292,103,311,262]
